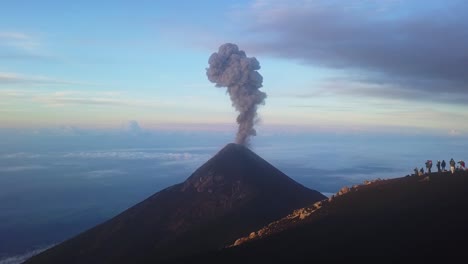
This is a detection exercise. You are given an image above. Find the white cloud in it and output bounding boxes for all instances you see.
[0,31,42,55]
[0,149,210,162]
[0,165,47,172]
[41,97,131,106]
[0,244,54,264]
[0,87,170,111]
[0,152,42,159]
[62,151,207,161]
[32,90,170,108]
[0,72,92,86]
[85,169,127,178]
[0,32,30,40]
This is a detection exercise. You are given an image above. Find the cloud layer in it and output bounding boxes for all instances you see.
[62,151,205,160]
[1,150,210,162]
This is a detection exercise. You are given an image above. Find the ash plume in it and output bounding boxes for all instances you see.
[206,43,267,146]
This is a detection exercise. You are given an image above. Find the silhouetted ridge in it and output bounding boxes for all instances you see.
[175,171,468,263]
[26,143,325,264]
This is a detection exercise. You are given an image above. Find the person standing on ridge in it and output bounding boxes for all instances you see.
[425,160,432,174]
[441,160,446,172]
[414,167,419,176]
[419,168,424,176]
[450,158,456,174]
[458,160,466,170]
[436,160,441,173]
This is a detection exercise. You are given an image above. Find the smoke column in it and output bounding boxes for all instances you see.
[206,43,267,146]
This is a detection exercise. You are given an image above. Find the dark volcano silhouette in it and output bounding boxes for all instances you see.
[174,171,468,263]
[25,143,325,264]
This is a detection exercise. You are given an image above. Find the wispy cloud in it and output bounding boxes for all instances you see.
[85,169,127,178]
[35,91,168,108]
[43,97,130,106]
[1,149,211,162]
[0,244,54,264]
[0,165,47,172]
[0,88,169,109]
[0,72,78,86]
[0,31,51,60]
[0,152,42,159]
[62,151,207,161]
[0,31,38,51]
[0,32,30,40]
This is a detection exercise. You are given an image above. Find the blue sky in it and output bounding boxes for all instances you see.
[1,0,468,136]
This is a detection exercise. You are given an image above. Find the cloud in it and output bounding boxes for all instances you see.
[303,77,468,105]
[0,152,42,159]
[43,97,130,106]
[1,88,167,109]
[236,0,468,103]
[0,165,47,172]
[0,72,76,86]
[448,129,462,136]
[0,245,53,264]
[0,31,38,51]
[62,151,209,161]
[0,32,30,40]
[0,148,210,163]
[124,120,144,135]
[85,169,127,178]
[0,31,51,60]
[282,162,404,193]
[29,90,170,108]
[38,96,147,108]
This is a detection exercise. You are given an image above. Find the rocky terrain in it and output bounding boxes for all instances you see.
[172,170,468,262]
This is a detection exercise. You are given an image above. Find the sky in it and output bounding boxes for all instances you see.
[1,1,468,262]
[1,0,468,136]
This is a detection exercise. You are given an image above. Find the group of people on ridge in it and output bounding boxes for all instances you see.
[414,158,465,176]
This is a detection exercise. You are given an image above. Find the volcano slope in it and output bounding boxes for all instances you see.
[173,170,468,263]
[25,143,325,264]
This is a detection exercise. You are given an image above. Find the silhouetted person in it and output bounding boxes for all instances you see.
[436,160,441,173]
[441,160,446,172]
[458,160,466,170]
[414,167,419,176]
[450,158,456,174]
[425,160,432,174]
[419,168,424,176]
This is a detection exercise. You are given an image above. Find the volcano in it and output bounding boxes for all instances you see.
[25,143,325,264]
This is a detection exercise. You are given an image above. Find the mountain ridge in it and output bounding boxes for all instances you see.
[172,170,468,262]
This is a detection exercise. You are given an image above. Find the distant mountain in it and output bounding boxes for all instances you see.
[175,170,468,262]
[25,143,325,264]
